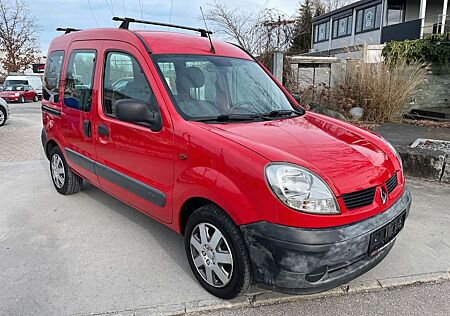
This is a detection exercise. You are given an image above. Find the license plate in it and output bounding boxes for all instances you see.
[368,211,406,256]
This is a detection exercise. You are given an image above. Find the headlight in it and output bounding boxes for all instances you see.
[15,93,20,97]
[382,138,403,171]
[265,163,340,214]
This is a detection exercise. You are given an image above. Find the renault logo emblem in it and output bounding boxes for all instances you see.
[380,187,387,205]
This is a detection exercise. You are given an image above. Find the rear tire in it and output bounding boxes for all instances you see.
[184,204,252,299]
[49,146,83,195]
[33,95,38,102]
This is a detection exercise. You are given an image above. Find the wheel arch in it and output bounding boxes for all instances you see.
[45,139,59,160]
[179,197,217,235]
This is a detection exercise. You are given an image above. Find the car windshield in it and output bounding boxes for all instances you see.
[4,80,28,86]
[4,85,24,91]
[152,55,298,121]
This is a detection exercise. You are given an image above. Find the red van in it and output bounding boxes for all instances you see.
[41,18,411,299]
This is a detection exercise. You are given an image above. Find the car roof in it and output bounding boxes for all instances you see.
[49,28,253,60]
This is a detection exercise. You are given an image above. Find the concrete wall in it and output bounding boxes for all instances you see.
[354,29,382,44]
[408,64,450,110]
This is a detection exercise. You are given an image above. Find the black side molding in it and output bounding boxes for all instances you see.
[65,148,96,174]
[41,105,61,116]
[65,148,166,207]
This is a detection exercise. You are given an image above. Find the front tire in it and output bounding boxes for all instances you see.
[33,95,39,102]
[0,106,6,126]
[49,146,83,195]
[18,96,25,103]
[184,204,252,299]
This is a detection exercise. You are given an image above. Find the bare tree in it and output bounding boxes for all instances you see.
[203,1,293,55]
[319,0,353,12]
[0,0,41,74]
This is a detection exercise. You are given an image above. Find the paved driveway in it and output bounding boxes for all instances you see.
[1,102,450,315]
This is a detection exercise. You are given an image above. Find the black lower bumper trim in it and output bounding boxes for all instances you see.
[240,189,412,294]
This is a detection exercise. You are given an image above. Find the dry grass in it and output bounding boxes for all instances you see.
[296,58,427,123]
[340,59,427,122]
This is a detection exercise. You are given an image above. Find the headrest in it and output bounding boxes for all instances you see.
[180,67,205,89]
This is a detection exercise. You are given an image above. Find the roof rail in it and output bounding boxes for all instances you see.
[56,27,81,34]
[112,17,212,38]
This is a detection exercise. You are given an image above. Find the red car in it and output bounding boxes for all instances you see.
[41,18,411,299]
[0,84,39,103]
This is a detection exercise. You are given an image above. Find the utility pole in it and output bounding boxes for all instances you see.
[263,16,296,50]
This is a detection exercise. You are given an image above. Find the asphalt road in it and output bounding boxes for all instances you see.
[0,102,449,315]
[205,281,450,316]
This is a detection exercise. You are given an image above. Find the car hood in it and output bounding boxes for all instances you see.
[202,113,395,195]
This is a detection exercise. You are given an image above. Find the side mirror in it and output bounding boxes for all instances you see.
[115,99,162,132]
[291,93,301,104]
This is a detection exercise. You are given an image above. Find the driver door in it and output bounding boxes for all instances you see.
[94,40,174,223]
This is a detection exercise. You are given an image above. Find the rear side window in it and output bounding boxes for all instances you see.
[43,51,64,102]
[64,50,96,111]
[103,51,158,118]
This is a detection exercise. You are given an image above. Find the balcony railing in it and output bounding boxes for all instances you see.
[381,15,450,43]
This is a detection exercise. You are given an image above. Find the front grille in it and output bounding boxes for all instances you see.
[342,187,376,210]
[385,172,398,194]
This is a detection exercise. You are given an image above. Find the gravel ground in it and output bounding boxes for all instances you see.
[0,101,44,161]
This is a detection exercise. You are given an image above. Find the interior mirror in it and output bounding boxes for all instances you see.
[115,99,162,132]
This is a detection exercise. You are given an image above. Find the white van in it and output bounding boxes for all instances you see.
[4,74,43,98]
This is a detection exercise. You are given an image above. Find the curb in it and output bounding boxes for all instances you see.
[83,271,450,316]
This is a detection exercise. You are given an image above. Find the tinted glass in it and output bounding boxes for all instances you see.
[154,55,295,120]
[103,51,158,117]
[44,51,64,102]
[64,50,96,111]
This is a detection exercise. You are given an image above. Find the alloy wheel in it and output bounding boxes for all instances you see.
[51,154,65,188]
[190,223,234,288]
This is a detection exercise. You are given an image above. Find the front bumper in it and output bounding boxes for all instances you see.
[2,96,19,102]
[240,188,412,294]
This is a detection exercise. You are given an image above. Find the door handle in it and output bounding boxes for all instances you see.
[98,124,109,136]
[83,120,91,137]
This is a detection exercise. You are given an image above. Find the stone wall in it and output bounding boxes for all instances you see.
[407,65,450,111]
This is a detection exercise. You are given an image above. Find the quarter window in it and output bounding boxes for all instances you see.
[332,14,353,38]
[103,51,158,118]
[356,4,382,33]
[64,50,96,111]
[44,51,64,102]
[313,20,330,43]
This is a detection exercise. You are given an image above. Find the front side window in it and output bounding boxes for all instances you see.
[314,21,330,43]
[44,51,64,102]
[5,85,24,91]
[356,4,382,33]
[64,50,96,111]
[153,55,295,120]
[333,14,353,38]
[103,51,159,118]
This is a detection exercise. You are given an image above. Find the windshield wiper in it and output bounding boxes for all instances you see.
[263,109,304,117]
[195,114,271,122]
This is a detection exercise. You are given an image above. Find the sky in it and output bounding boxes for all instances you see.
[26,0,300,55]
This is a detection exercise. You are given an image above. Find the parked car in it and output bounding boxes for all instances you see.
[41,19,411,299]
[0,97,10,126]
[4,74,43,98]
[0,85,39,103]
[0,84,5,91]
